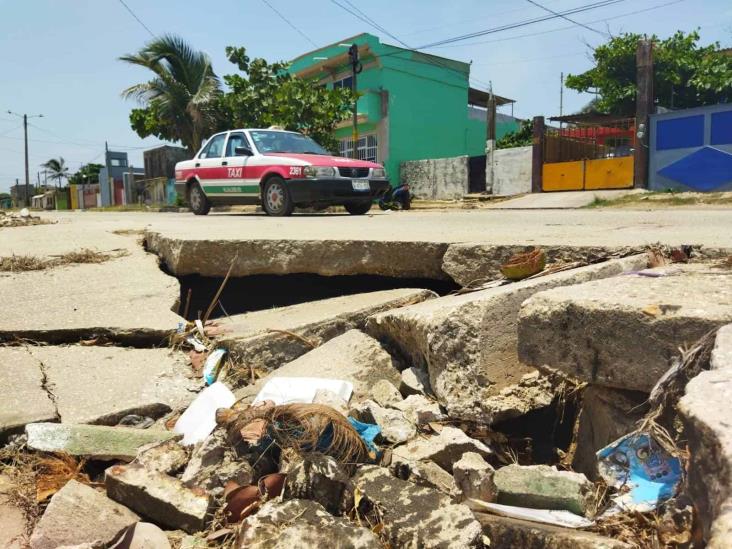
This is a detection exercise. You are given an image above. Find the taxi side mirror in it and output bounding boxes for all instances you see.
[235,146,253,156]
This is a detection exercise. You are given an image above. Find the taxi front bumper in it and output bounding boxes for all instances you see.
[286,178,390,204]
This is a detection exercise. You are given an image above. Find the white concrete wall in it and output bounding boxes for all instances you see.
[492,146,532,196]
[400,156,469,200]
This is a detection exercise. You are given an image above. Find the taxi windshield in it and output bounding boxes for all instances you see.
[250,131,329,155]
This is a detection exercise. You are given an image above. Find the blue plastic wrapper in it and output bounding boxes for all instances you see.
[347,417,381,457]
[597,431,682,512]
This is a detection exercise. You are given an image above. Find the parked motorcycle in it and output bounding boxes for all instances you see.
[378,184,411,211]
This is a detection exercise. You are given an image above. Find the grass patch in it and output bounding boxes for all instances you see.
[0,248,127,272]
[585,191,732,208]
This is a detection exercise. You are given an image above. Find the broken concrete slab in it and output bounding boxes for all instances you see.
[476,513,631,549]
[106,464,212,534]
[680,324,732,545]
[136,439,190,475]
[236,499,381,549]
[493,464,596,517]
[392,457,459,499]
[392,425,491,472]
[353,465,482,548]
[181,429,253,495]
[0,347,57,441]
[26,423,179,461]
[519,264,732,392]
[572,386,648,479]
[29,480,139,549]
[453,452,497,503]
[146,232,451,280]
[0,253,182,344]
[390,394,444,426]
[441,243,642,286]
[349,399,416,444]
[367,255,648,422]
[27,346,199,425]
[221,290,434,375]
[400,366,431,397]
[283,453,354,515]
[369,379,403,407]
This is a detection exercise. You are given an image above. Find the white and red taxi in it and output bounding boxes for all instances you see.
[175,128,390,216]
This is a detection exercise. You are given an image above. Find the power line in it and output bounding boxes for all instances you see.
[261,0,318,48]
[116,0,155,38]
[525,0,609,37]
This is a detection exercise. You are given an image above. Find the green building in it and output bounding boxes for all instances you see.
[289,33,518,186]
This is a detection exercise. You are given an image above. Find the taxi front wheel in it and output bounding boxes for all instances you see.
[189,182,210,216]
[263,177,294,216]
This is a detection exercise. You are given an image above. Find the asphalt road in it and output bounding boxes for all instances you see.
[2,207,731,259]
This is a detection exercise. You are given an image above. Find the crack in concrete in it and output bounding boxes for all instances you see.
[25,346,61,421]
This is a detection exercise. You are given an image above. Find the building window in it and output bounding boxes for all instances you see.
[339,134,378,162]
[110,158,128,167]
[333,75,353,90]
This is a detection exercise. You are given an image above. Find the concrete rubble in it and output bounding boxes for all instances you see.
[0,474,28,549]
[283,453,355,515]
[349,399,416,444]
[29,480,139,549]
[369,378,403,407]
[494,464,597,517]
[392,425,491,472]
[367,255,648,423]
[453,452,497,502]
[400,366,431,396]
[26,422,180,461]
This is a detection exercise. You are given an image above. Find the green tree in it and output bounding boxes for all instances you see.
[41,157,70,188]
[497,119,533,149]
[120,35,222,153]
[220,47,353,152]
[565,31,732,115]
[68,163,104,186]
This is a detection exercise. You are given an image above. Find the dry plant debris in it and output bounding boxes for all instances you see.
[0,248,128,272]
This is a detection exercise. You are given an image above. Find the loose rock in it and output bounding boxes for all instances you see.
[400,366,431,397]
[136,439,190,475]
[349,399,416,444]
[391,456,459,499]
[26,423,179,461]
[283,453,354,515]
[453,452,497,502]
[181,429,253,495]
[105,464,212,534]
[494,464,596,517]
[391,394,444,426]
[392,425,491,472]
[353,465,482,548]
[369,379,403,407]
[117,522,172,549]
[29,480,139,549]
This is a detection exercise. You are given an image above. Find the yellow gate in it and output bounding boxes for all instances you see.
[542,157,634,191]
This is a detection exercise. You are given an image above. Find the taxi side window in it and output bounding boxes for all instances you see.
[199,134,226,159]
[226,133,250,157]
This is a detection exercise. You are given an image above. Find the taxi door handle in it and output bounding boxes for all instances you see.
[222,161,228,166]
[195,162,200,167]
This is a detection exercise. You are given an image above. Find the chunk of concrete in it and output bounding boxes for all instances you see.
[117,522,171,549]
[283,453,354,515]
[367,255,648,422]
[476,513,631,549]
[105,464,212,534]
[494,464,596,517]
[28,346,199,425]
[679,324,732,545]
[0,254,182,344]
[136,439,190,475]
[370,379,403,407]
[181,429,253,495]
[0,474,28,549]
[400,366,431,397]
[237,330,404,404]
[236,499,381,549]
[147,231,451,280]
[572,386,648,479]
[222,290,434,374]
[353,465,482,548]
[391,457,459,499]
[391,394,444,426]
[441,243,642,287]
[519,264,732,392]
[453,452,497,502]
[26,423,179,461]
[392,425,491,472]
[349,400,416,444]
[29,480,139,549]
[0,347,57,441]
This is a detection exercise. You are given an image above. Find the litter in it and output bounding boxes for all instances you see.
[224,473,287,523]
[195,319,205,337]
[347,417,381,458]
[186,336,207,353]
[467,499,594,529]
[597,431,682,513]
[500,248,546,281]
[203,348,227,385]
[174,382,236,445]
[253,377,353,406]
[117,414,155,429]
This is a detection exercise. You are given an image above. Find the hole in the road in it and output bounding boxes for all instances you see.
[175,273,459,321]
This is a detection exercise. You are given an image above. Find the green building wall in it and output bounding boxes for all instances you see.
[290,34,518,186]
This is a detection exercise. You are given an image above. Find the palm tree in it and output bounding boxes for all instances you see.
[42,157,69,189]
[120,35,222,153]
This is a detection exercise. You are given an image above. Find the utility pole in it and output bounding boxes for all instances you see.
[559,72,564,117]
[348,44,362,159]
[486,83,497,194]
[634,39,654,189]
[7,111,43,207]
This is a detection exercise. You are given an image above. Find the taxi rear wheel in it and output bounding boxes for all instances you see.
[189,182,210,216]
[263,177,294,216]
[345,201,372,215]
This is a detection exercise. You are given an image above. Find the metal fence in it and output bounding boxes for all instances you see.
[544,117,636,163]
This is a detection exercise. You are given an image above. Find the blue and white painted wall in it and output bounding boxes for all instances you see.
[649,103,732,192]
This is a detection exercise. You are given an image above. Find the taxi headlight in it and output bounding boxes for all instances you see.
[372,168,386,178]
[303,166,335,178]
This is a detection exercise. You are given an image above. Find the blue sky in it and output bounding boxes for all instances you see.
[1,0,730,192]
